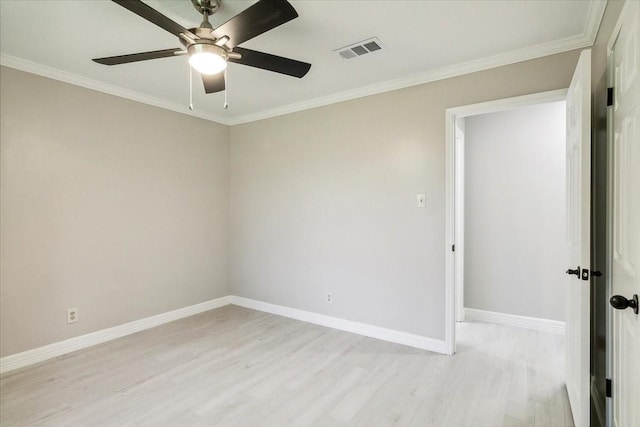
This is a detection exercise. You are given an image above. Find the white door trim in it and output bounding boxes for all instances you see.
[444,88,568,354]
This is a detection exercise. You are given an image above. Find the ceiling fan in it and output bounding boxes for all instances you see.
[93,0,311,94]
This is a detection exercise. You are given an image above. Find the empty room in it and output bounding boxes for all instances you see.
[0,1,638,426]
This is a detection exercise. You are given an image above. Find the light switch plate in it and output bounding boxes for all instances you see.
[417,193,426,208]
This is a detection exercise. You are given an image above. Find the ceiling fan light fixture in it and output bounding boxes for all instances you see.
[188,43,227,75]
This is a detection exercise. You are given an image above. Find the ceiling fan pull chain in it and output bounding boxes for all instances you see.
[224,68,229,110]
[189,66,194,111]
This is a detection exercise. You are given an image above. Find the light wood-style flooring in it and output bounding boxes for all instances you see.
[0,305,573,426]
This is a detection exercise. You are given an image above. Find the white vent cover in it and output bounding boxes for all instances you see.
[335,37,384,60]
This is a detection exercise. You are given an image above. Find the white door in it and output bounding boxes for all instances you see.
[611,2,640,426]
[565,49,591,427]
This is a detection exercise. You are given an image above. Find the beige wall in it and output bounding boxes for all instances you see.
[1,45,590,357]
[230,50,581,339]
[0,66,230,357]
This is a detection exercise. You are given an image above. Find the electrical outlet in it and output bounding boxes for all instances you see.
[67,307,78,324]
[327,293,333,303]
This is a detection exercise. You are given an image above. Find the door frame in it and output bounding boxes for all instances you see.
[444,88,569,354]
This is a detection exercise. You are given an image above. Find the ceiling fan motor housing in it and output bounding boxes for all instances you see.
[187,41,228,61]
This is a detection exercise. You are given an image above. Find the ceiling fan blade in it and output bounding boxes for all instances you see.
[230,47,311,78]
[202,72,225,93]
[112,0,196,39]
[93,48,185,65]
[211,0,298,48]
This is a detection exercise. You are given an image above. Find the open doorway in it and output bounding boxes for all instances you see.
[444,89,569,354]
[458,100,567,328]
[442,90,572,423]
[445,51,594,426]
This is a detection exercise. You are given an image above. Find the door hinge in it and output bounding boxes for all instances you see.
[607,87,614,106]
[452,244,455,252]
[606,378,612,398]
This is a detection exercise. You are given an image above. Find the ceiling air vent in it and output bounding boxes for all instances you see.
[335,37,384,60]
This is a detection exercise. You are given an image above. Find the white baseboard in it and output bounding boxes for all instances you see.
[464,308,565,334]
[1,295,449,374]
[0,296,232,374]
[230,296,448,354]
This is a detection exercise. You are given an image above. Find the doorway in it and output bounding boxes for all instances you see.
[444,89,569,354]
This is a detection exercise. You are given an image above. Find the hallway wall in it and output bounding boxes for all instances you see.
[464,101,566,321]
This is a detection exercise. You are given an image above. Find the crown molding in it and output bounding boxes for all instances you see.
[0,54,231,126]
[584,0,608,44]
[227,1,606,125]
[228,33,597,125]
[2,0,606,127]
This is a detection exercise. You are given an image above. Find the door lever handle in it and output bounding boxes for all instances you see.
[609,294,639,314]
[566,266,581,278]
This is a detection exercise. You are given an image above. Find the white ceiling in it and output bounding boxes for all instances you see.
[0,0,605,125]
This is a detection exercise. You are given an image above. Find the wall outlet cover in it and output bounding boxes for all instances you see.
[67,307,78,324]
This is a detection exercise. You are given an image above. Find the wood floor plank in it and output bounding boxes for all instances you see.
[0,305,573,426]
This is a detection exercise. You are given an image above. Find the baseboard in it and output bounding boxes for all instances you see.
[0,296,232,374]
[230,296,448,354]
[464,308,565,334]
[1,295,449,374]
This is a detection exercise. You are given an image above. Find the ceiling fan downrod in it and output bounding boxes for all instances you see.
[191,0,221,21]
[191,0,220,30]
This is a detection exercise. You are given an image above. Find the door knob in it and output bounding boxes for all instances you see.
[609,294,639,314]
[566,266,581,278]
